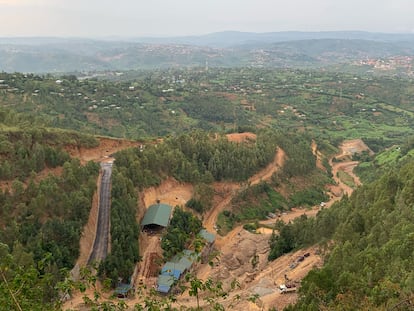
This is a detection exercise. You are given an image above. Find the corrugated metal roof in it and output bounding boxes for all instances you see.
[199,229,215,243]
[114,283,132,295]
[141,203,172,227]
[171,250,196,271]
[157,250,197,293]
[157,274,175,293]
[157,284,171,293]
[161,263,184,279]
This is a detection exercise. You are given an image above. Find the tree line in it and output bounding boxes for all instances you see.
[270,153,414,310]
[0,158,99,305]
[98,168,140,286]
[161,207,202,260]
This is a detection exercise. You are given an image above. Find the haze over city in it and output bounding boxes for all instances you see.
[1,0,414,37]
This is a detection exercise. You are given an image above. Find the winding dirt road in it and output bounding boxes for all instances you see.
[184,140,366,311]
[204,147,286,233]
[66,138,366,310]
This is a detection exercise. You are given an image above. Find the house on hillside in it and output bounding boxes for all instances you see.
[141,203,173,233]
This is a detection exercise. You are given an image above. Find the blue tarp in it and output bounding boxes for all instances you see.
[161,262,184,279]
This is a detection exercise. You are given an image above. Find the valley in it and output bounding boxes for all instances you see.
[1,47,414,310]
[63,137,363,310]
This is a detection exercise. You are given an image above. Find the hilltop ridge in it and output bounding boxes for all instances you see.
[1,31,414,72]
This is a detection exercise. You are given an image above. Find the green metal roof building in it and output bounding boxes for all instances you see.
[141,203,173,229]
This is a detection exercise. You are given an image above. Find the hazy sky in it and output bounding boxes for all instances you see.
[1,0,413,37]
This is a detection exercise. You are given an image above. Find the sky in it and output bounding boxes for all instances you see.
[0,0,414,37]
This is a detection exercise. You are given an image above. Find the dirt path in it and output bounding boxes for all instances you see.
[181,140,365,311]
[329,139,368,197]
[204,147,285,233]
[312,139,325,171]
[250,147,285,185]
[65,137,140,164]
[331,160,360,196]
[66,138,366,310]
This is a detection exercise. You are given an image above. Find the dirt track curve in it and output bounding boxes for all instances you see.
[65,138,365,310]
[204,147,286,233]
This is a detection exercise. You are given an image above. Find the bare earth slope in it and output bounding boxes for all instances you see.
[173,140,364,310]
[65,138,364,310]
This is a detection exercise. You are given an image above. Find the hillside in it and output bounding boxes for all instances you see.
[132,31,414,47]
[2,56,414,310]
[2,68,414,143]
[283,141,414,310]
[62,137,370,310]
[1,32,414,72]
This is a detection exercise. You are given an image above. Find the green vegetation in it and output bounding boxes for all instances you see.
[270,154,414,310]
[287,187,328,208]
[0,243,58,311]
[217,182,287,234]
[0,108,98,181]
[2,69,414,147]
[0,155,99,301]
[161,207,202,259]
[114,130,279,186]
[355,136,414,184]
[337,171,356,188]
[3,63,414,310]
[99,168,140,286]
[217,129,330,234]
[185,183,214,214]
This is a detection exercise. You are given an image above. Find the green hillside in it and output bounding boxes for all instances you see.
[278,143,414,310]
[2,68,414,146]
[1,65,414,309]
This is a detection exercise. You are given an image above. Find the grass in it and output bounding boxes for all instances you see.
[377,103,414,118]
[337,171,356,189]
[375,147,401,166]
[216,212,235,236]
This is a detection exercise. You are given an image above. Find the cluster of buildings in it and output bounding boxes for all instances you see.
[140,203,215,294]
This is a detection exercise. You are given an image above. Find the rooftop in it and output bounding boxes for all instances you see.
[199,229,215,244]
[141,203,173,228]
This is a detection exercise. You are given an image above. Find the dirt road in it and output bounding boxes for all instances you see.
[204,148,286,233]
[66,138,366,310]
[184,140,365,311]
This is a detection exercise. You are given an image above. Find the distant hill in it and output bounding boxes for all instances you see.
[133,30,414,48]
[1,31,414,72]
